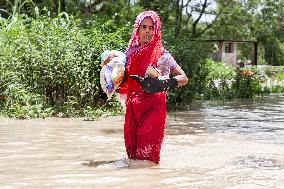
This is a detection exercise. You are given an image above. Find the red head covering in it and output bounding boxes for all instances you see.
[121,10,164,94]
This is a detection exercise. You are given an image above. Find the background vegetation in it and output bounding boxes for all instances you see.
[0,0,283,118]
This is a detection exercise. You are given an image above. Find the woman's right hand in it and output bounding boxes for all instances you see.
[101,54,117,67]
[146,65,160,78]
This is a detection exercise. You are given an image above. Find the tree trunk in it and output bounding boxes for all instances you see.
[54,0,66,14]
[54,0,58,14]
[175,0,182,37]
[61,0,66,12]
[192,0,208,37]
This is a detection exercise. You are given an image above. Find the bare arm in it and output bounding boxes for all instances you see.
[100,54,117,67]
[171,64,188,87]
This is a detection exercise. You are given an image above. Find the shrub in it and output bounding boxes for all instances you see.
[165,39,210,109]
[0,11,129,118]
[202,59,237,100]
[232,66,262,98]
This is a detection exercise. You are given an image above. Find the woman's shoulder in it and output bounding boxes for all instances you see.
[162,49,173,56]
[160,49,177,68]
[161,49,175,60]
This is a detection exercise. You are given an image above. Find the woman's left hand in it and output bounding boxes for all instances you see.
[171,64,188,87]
[174,75,188,87]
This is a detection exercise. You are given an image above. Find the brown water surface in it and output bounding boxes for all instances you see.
[0,94,284,189]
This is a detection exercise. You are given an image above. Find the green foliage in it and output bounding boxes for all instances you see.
[233,66,262,98]
[1,1,282,118]
[167,59,263,109]
[212,1,255,40]
[0,9,128,118]
[212,0,284,65]
[270,85,284,93]
[276,72,284,81]
[257,66,284,93]
[1,84,53,119]
[84,99,123,121]
[202,59,237,100]
[166,39,210,109]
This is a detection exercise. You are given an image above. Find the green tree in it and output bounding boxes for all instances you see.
[209,0,284,65]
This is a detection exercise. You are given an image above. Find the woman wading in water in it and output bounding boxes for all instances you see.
[103,10,188,164]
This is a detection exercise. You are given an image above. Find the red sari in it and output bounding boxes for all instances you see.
[120,11,166,164]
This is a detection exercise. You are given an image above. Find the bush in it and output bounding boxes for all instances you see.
[232,66,262,98]
[202,59,237,100]
[1,84,53,119]
[0,12,129,118]
[165,38,210,109]
[166,58,262,109]
[275,71,284,81]
[256,66,284,94]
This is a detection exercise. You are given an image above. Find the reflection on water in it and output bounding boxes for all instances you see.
[0,94,283,189]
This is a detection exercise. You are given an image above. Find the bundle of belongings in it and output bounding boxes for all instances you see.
[100,50,126,100]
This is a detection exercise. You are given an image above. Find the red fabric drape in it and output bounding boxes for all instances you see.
[121,11,166,164]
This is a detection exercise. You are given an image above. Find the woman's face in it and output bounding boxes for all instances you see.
[138,18,154,45]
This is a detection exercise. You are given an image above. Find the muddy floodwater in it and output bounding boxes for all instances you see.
[0,94,284,189]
